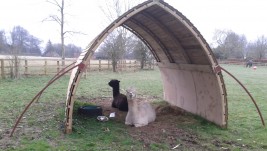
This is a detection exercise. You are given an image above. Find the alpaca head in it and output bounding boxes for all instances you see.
[126,87,136,100]
[108,79,120,88]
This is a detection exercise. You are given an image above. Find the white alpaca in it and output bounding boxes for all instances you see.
[125,88,156,127]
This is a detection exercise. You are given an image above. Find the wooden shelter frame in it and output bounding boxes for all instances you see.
[64,0,228,133]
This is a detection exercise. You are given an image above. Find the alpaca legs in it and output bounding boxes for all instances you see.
[112,100,117,108]
[125,112,133,125]
[125,121,133,125]
[118,100,128,111]
[134,122,148,127]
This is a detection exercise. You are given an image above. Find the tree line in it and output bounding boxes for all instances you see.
[0,26,82,58]
[0,25,154,77]
[1,0,267,78]
[212,29,267,60]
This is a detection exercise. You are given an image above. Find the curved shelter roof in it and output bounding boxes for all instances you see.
[65,0,227,133]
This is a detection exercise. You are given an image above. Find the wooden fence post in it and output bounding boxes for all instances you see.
[24,60,28,76]
[123,60,126,71]
[108,60,110,70]
[88,60,90,72]
[1,59,5,79]
[121,60,123,72]
[122,60,124,71]
[0,59,150,78]
[123,60,125,70]
[118,60,120,71]
[84,66,87,79]
[119,60,122,72]
[134,61,137,72]
[57,61,60,73]
[44,60,47,75]
[82,61,87,79]
[99,60,101,71]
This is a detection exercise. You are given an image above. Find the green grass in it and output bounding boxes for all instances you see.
[0,66,267,150]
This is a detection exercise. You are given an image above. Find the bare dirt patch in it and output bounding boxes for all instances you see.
[78,96,210,150]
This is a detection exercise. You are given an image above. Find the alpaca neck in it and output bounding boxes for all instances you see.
[112,87,120,98]
[127,99,137,112]
[127,99,134,106]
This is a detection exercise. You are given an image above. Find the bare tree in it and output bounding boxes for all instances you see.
[43,0,66,66]
[212,29,247,59]
[239,35,248,59]
[9,26,28,79]
[0,30,9,54]
[100,0,137,23]
[43,0,85,66]
[65,44,82,58]
[98,31,128,72]
[247,35,267,59]
[43,40,59,57]
[99,0,127,72]
[129,37,153,69]
[99,0,144,72]
[4,26,42,79]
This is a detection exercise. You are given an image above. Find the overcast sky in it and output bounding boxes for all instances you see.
[1,0,267,50]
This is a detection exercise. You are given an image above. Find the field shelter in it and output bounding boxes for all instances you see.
[64,0,227,133]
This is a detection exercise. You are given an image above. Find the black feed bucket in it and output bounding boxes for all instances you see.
[78,105,103,117]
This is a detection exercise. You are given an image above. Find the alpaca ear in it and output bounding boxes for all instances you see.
[118,80,120,82]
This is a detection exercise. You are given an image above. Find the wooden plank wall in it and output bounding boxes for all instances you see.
[158,62,226,127]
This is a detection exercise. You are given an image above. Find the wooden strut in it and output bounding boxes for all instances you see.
[35,62,77,102]
[10,62,85,137]
[214,65,265,127]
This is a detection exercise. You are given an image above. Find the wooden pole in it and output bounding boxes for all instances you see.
[24,60,28,76]
[119,60,122,72]
[44,60,47,75]
[217,65,265,127]
[1,59,5,79]
[57,61,60,73]
[83,61,87,79]
[84,66,87,79]
[108,60,110,70]
[134,60,137,72]
[122,60,124,71]
[118,60,120,72]
[14,56,19,78]
[124,60,126,71]
[10,63,81,137]
[119,60,121,71]
[99,60,101,71]
[88,60,90,72]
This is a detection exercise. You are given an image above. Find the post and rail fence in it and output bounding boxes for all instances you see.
[218,58,267,66]
[0,58,155,79]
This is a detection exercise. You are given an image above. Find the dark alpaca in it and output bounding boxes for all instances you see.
[246,60,253,68]
[108,79,128,111]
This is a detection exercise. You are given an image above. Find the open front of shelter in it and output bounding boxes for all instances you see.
[65,0,227,133]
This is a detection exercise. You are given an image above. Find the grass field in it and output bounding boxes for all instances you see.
[0,65,267,150]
